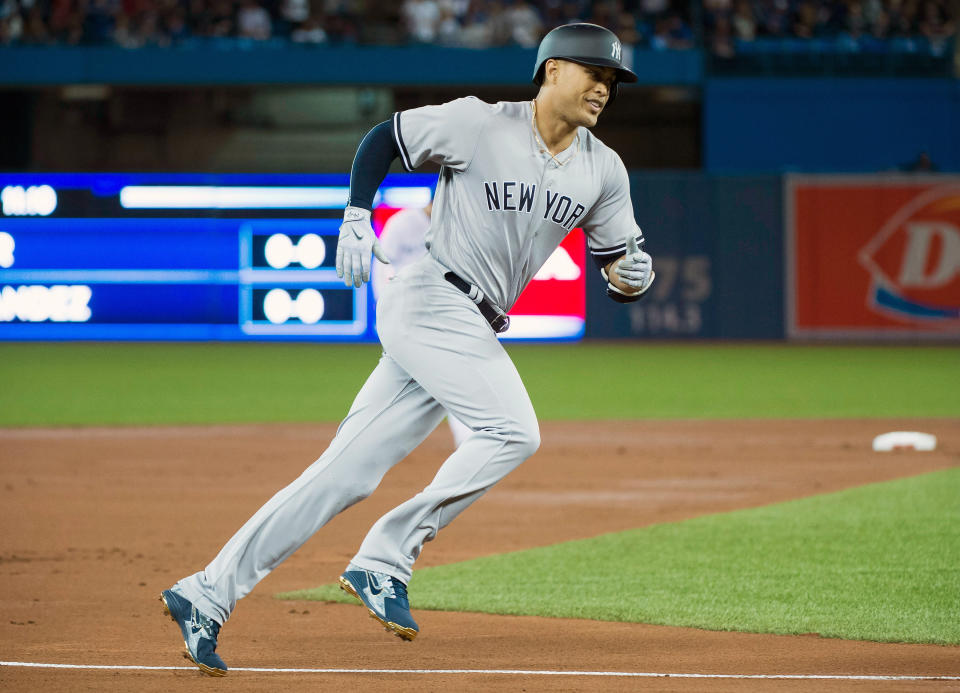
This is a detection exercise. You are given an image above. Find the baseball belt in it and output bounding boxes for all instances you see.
[443,271,511,334]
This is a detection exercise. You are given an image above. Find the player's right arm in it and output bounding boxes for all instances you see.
[338,97,492,288]
[337,120,398,287]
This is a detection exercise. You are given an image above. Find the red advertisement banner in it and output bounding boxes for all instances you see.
[372,207,585,340]
[787,177,960,339]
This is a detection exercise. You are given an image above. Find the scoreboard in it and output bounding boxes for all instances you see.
[0,174,586,341]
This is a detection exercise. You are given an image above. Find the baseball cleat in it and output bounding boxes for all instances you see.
[159,589,228,676]
[339,569,419,641]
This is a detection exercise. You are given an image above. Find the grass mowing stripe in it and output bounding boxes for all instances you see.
[2,343,958,426]
[281,468,960,645]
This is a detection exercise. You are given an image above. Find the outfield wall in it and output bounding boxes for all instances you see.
[1,172,958,342]
[586,173,960,341]
[587,173,785,340]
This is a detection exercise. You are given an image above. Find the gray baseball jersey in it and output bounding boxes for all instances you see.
[392,97,644,311]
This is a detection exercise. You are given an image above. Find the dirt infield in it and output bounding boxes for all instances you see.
[1,419,958,691]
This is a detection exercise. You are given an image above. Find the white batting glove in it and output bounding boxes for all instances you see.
[336,206,391,288]
[614,232,654,293]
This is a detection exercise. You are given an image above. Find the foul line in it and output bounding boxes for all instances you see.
[1,662,958,681]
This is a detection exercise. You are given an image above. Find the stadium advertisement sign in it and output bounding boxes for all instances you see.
[0,174,585,342]
[787,176,960,340]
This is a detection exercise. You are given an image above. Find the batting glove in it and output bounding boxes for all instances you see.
[614,232,654,293]
[336,206,391,288]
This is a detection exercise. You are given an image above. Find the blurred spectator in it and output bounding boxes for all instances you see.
[282,0,309,24]
[614,9,640,44]
[47,0,81,44]
[84,0,117,43]
[757,0,791,37]
[291,14,328,42]
[434,5,461,43]
[558,0,590,22]
[891,0,920,36]
[403,0,440,42]
[640,0,669,17]
[731,0,757,40]
[842,1,868,37]
[460,0,494,47]
[321,0,359,41]
[919,0,955,50]
[485,1,516,45]
[0,0,25,43]
[21,3,49,41]
[507,0,542,47]
[204,0,236,37]
[237,0,271,39]
[163,5,189,42]
[792,1,821,38]
[711,12,735,56]
[650,11,693,49]
[587,0,616,28]
[112,9,138,46]
[278,0,310,36]
[135,8,162,45]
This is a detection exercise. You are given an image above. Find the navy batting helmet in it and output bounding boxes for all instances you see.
[532,23,638,97]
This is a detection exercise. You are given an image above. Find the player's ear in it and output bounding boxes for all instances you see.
[544,58,560,86]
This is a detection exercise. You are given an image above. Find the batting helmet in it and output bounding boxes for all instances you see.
[532,23,638,97]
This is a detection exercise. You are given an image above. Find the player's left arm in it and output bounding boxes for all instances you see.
[602,232,654,303]
[582,154,654,303]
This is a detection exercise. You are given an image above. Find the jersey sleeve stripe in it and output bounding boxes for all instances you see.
[588,233,645,269]
[589,233,644,255]
[590,243,627,256]
[392,112,414,172]
[589,248,627,269]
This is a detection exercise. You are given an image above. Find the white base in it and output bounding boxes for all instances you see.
[872,431,937,452]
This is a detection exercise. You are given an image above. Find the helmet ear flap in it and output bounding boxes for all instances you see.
[533,63,546,86]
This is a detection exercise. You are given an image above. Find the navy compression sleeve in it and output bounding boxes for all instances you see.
[347,120,402,211]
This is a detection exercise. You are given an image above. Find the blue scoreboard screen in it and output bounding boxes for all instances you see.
[0,173,435,341]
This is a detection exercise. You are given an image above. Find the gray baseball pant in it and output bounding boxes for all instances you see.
[174,254,540,624]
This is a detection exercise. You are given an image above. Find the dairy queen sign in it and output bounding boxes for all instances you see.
[787,176,960,339]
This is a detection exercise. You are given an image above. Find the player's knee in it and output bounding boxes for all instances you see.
[338,477,379,503]
[512,420,540,458]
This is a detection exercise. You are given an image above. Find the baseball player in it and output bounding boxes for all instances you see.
[160,23,654,677]
[372,197,473,447]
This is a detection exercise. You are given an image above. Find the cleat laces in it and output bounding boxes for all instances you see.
[193,608,221,641]
[390,578,409,607]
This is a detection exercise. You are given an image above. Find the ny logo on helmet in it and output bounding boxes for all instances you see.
[611,40,621,61]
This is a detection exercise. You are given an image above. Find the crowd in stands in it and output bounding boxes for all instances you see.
[704,0,956,57]
[0,0,954,56]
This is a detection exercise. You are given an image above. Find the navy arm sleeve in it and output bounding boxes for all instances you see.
[347,120,402,211]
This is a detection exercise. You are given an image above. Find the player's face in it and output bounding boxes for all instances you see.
[558,61,616,127]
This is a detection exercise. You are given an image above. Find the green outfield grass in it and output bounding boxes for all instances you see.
[281,467,960,645]
[0,342,957,426]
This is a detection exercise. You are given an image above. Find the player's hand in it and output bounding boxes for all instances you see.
[336,206,391,288]
[614,232,654,293]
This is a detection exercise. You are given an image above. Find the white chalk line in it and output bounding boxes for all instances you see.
[1,662,958,681]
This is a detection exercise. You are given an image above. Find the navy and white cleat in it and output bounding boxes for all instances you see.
[339,569,419,641]
[159,589,228,676]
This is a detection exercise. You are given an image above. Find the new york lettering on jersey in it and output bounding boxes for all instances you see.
[483,181,586,232]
